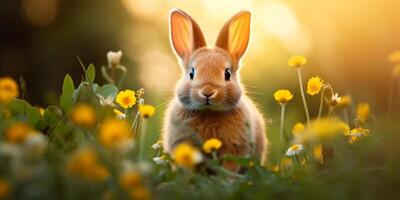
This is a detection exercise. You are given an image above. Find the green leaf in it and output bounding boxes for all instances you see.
[60,74,75,112]
[36,105,63,130]
[86,64,95,83]
[8,99,41,126]
[96,84,118,98]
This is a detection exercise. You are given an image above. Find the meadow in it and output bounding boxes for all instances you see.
[3,0,400,199]
[1,51,400,200]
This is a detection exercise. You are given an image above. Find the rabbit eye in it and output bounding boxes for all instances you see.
[189,67,195,80]
[224,68,231,81]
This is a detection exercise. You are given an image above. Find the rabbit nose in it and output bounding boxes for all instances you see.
[201,91,215,98]
[199,86,217,99]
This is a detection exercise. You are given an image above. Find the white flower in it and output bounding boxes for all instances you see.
[98,95,115,107]
[153,156,167,165]
[286,144,304,156]
[331,93,341,105]
[139,98,144,105]
[107,50,122,67]
[193,151,203,164]
[151,140,162,150]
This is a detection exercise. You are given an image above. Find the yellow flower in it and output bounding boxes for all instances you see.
[5,123,36,144]
[66,148,109,182]
[280,157,293,170]
[292,122,305,135]
[119,170,141,190]
[288,55,307,68]
[99,119,131,149]
[337,122,350,136]
[307,118,342,142]
[116,90,136,109]
[348,128,369,145]
[271,164,279,172]
[292,122,306,143]
[0,179,10,199]
[202,138,222,153]
[306,76,323,96]
[139,105,155,118]
[0,77,19,103]
[70,104,96,127]
[37,107,45,116]
[173,143,202,168]
[338,95,352,107]
[274,89,293,104]
[130,186,151,200]
[392,65,400,77]
[388,50,400,63]
[356,103,370,122]
[313,145,324,164]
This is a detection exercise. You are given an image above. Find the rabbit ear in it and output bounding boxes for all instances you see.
[169,9,206,61]
[215,10,251,64]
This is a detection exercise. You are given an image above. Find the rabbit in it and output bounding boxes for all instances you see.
[162,9,268,170]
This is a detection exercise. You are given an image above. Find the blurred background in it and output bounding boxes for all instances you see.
[1,0,400,145]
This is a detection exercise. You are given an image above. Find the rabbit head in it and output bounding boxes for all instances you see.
[169,9,251,111]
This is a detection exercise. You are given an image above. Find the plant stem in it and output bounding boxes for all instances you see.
[317,88,325,120]
[117,65,127,89]
[295,155,301,165]
[139,119,147,160]
[297,68,311,125]
[279,104,286,172]
[387,76,396,121]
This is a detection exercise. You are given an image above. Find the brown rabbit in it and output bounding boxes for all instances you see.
[162,9,267,169]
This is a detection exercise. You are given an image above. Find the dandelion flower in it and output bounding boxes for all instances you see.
[348,128,369,145]
[139,105,155,118]
[113,109,126,119]
[356,103,370,122]
[0,179,10,199]
[0,77,19,103]
[119,170,141,190]
[99,119,131,149]
[107,50,123,67]
[70,104,97,127]
[292,122,307,143]
[151,140,163,150]
[202,138,222,153]
[274,89,293,104]
[173,143,202,168]
[288,55,307,68]
[306,76,324,95]
[292,123,305,135]
[66,148,109,182]
[388,50,400,63]
[286,144,304,156]
[116,90,136,109]
[5,123,35,144]
[350,127,369,137]
[313,145,324,164]
[338,95,352,107]
[308,118,341,142]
